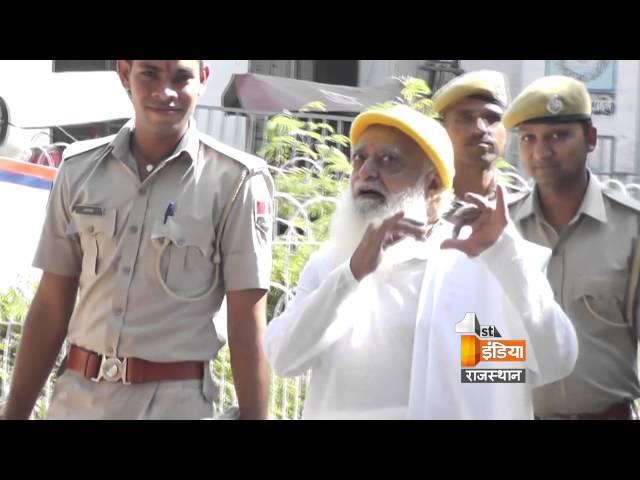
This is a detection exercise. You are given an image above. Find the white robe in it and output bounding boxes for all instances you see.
[408,223,578,419]
[265,222,578,419]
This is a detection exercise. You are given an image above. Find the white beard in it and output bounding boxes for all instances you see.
[323,190,370,269]
[323,185,436,271]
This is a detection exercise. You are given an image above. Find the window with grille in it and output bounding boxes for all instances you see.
[419,60,464,92]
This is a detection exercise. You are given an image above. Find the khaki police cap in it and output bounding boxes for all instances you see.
[502,75,592,130]
[432,70,510,114]
[350,104,455,189]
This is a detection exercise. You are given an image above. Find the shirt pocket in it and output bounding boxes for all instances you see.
[569,270,628,332]
[151,215,216,295]
[65,209,117,278]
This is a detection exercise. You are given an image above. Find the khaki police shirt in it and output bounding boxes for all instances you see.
[509,171,640,415]
[33,121,274,363]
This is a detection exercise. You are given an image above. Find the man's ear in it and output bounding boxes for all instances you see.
[426,169,443,194]
[116,60,132,94]
[198,63,211,96]
[587,124,598,152]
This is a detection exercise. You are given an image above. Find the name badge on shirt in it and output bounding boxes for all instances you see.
[72,204,104,216]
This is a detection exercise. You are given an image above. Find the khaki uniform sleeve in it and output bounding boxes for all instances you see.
[220,168,274,292]
[32,162,82,276]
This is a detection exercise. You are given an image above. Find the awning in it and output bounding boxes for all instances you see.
[222,73,404,114]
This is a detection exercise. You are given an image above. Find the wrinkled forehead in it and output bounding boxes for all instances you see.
[353,124,422,153]
[445,96,505,118]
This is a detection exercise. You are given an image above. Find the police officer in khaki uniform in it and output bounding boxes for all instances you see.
[503,75,640,420]
[432,70,529,229]
[3,60,274,420]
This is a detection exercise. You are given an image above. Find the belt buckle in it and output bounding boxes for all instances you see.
[91,355,130,385]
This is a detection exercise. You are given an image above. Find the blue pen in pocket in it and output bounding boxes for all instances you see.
[163,202,176,224]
